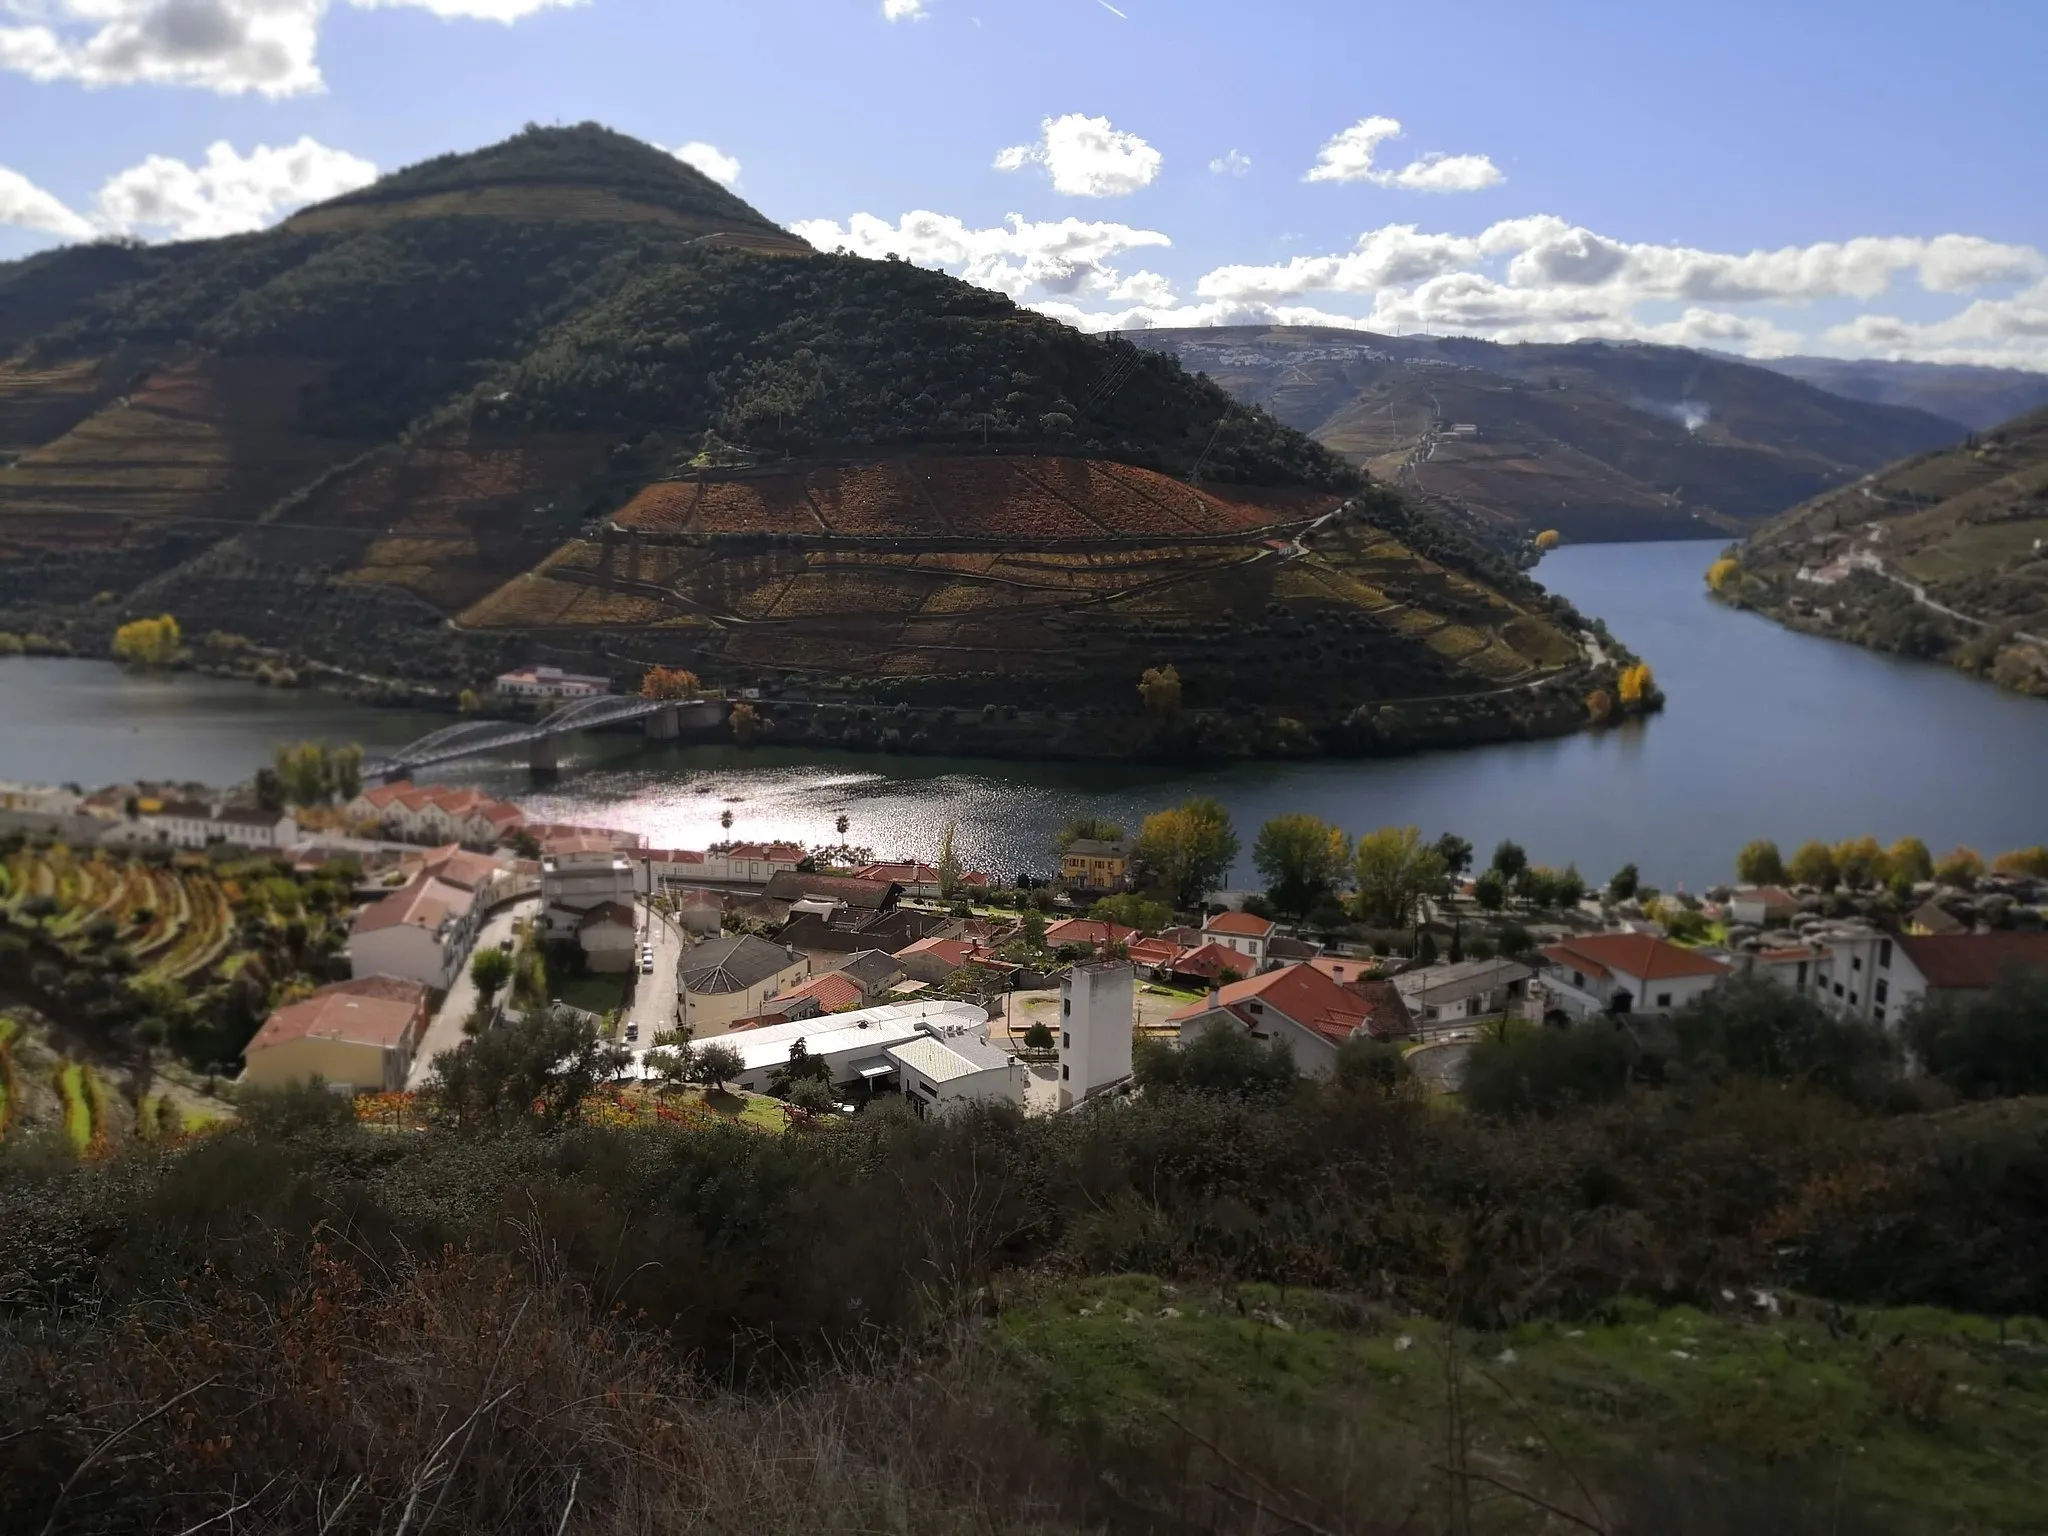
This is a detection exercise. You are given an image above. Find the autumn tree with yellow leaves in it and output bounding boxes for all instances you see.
[111,614,181,668]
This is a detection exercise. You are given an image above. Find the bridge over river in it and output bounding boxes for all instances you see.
[367,695,726,779]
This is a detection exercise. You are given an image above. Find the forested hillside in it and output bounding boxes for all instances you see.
[0,125,1616,759]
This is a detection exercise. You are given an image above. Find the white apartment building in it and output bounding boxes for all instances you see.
[541,841,638,942]
[1058,959,1135,1109]
[348,874,485,991]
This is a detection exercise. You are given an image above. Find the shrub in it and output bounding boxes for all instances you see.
[1464,1023,1636,1118]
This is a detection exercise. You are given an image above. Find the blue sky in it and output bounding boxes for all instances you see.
[4,0,2045,365]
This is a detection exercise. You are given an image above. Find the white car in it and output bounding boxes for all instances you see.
[624,1020,640,1043]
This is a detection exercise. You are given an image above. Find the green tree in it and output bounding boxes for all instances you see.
[1671,976,1898,1097]
[333,744,364,804]
[1907,972,2048,1100]
[1089,893,1173,933]
[1252,813,1351,918]
[1463,1024,1635,1119]
[1351,826,1446,928]
[1934,846,1986,886]
[1887,837,1934,885]
[693,1042,745,1092]
[1787,840,1840,890]
[936,821,962,902]
[1022,1021,1055,1050]
[1135,797,1239,909]
[1736,839,1787,885]
[1133,1026,1298,1101]
[469,946,513,1009]
[428,1010,629,1130]
[1432,833,1474,882]
[1472,870,1507,912]
[1020,909,1048,948]
[1137,663,1183,722]
[1607,863,1640,902]
[1490,840,1529,883]
[1334,1036,1412,1099]
[770,1037,832,1099]
[252,767,285,814]
[1833,835,1891,890]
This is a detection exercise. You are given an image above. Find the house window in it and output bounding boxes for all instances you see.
[1851,956,1862,972]
[1879,939,1892,969]
[1656,993,1672,1008]
[1834,983,1845,997]
[1797,961,1809,989]
[1061,1065,1069,1080]
[1062,1031,1070,1050]
[1572,971,1585,988]
[1850,992,1858,1006]
[1062,999,1071,1016]
[1875,980,1888,1006]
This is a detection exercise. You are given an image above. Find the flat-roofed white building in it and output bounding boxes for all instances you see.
[718,1000,988,1096]
[496,665,611,700]
[885,1032,1025,1117]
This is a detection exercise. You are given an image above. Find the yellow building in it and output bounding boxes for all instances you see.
[1060,838,1131,891]
[240,977,430,1094]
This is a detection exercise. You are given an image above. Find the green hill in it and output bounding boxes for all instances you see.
[1715,403,2048,695]
[0,127,1613,759]
[1138,327,1964,547]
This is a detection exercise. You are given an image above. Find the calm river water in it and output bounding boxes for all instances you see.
[1,540,2042,889]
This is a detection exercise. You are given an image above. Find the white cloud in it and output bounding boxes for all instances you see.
[348,0,579,18]
[671,141,740,188]
[0,0,326,96]
[0,163,95,240]
[94,136,376,239]
[1209,149,1251,177]
[994,113,1162,198]
[0,0,573,97]
[1304,115,1503,192]
[881,0,925,17]
[792,209,1170,298]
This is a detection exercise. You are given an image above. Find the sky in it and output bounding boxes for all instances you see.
[2,0,2045,367]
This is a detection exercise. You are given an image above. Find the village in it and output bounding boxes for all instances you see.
[3,757,2045,1139]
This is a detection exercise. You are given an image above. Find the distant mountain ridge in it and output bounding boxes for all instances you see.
[1134,326,1965,547]
[1732,355,2048,433]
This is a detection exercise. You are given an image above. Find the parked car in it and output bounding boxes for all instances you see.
[624,1020,639,1042]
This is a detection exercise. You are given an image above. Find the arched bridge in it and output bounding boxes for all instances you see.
[369,694,710,778]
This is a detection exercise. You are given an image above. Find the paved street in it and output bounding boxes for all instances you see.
[618,899,685,1079]
[406,896,538,1089]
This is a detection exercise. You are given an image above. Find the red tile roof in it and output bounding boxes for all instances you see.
[246,979,426,1055]
[1044,918,1138,949]
[1125,936,1181,968]
[352,875,472,936]
[1311,955,1381,986]
[1169,963,1374,1046]
[1897,933,2048,991]
[1205,910,1277,939]
[771,971,865,1013]
[1541,933,1730,983]
[1166,942,1260,981]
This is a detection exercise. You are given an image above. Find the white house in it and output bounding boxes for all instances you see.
[1727,887,1801,927]
[884,1032,1026,1116]
[1535,933,1731,1021]
[1058,959,1135,1109]
[114,798,299,852]
[348,874,484,991]
[1201,910,1275,970]
[1394,957,1533,1028]
[1170,963,1401,1077]
[576,901,639,973]
[541,840,637,940]
[495,665,611,700]
[1810,926,2048,1032]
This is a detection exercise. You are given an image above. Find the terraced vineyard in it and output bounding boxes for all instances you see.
[0,845,236,986]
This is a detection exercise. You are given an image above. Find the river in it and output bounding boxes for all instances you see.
[1,540,2042,890]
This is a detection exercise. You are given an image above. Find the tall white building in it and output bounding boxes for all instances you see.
[1059,959,1134,1109]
